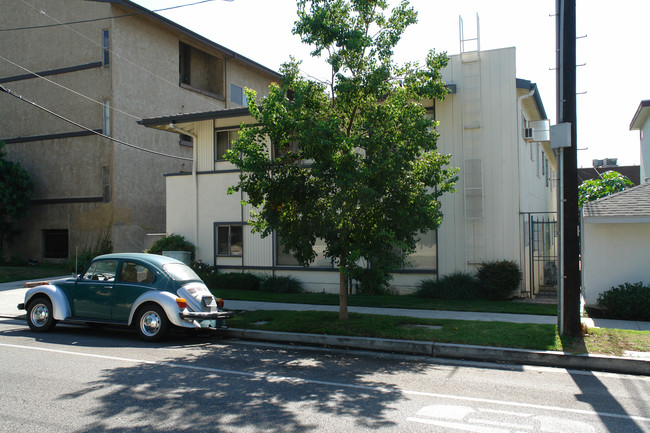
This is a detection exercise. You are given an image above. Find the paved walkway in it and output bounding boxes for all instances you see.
[2,278,649,331]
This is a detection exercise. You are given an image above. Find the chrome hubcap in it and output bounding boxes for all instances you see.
[140,311,161,337]
[30,304,49,327]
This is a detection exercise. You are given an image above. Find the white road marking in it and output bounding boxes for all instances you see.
[0,342,648,425]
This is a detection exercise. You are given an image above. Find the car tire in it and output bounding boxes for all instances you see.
[27,297,57,332]
[135,304,169,342]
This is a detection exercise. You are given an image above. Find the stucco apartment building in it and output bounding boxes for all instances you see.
[0,0,280,261]
[141,46,558,297]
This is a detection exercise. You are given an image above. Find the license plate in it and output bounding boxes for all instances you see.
[200,320,217,328]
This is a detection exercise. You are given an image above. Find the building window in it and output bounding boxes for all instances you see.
[215,129,238,161]
[102,29,110,66]
[276,236,335,268]
[179,42,224,99]
[103,166,110,203]
[43,229,68,259]
[405,230,437,270]
[230,84,247,106]
[103,99,111,137]
[179,134,193,147]
[217,225,243,256]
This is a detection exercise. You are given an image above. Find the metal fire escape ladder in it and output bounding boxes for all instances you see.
[459,15,485,269]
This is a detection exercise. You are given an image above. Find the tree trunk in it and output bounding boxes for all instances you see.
[338,267,349,321]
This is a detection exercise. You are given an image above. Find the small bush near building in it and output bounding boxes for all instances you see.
[477,260,522,300]
[261,275,303,294]
[145,234,195,261]
[65,228,113,273]
[597,282,650,321]
[212,272,261,291]
[415,271,480,300]
[191,261,219,288]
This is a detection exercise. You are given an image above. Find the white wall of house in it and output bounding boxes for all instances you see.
[581,219,650,305]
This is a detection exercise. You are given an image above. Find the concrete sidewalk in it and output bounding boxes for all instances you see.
[2,278,648,375]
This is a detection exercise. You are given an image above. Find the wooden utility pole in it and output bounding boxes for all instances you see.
[557,0,582,336]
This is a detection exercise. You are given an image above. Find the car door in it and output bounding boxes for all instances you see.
[73,259,118,319]
[111,260,157,322]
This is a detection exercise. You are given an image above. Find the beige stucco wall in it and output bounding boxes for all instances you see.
[581,219,650,305]
[0,0,278,260]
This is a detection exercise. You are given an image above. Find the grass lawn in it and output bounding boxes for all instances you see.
[0,264,70,283]
[229,309,650,356]
[214,288,558,316]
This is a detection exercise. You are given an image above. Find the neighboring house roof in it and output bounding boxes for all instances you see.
[578,166,641,186]
[630,100,650,130]
[88,0,281,79]
[583,182,650,220]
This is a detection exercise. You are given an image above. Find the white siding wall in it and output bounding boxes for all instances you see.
[166,47,556,294]
[436,48,522,276]
[582,220,650,305]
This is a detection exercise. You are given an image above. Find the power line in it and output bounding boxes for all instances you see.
[0,54,141,121]
[1,0,226,32]
[0,84,192,161]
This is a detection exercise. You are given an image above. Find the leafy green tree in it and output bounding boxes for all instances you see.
[578,170,633,207]
[0,141,33,253]
[227,0,458,319]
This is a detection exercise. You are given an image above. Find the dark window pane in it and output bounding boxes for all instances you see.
[230,226,243,256]
[217,226,230,255]
[43,229,68,259]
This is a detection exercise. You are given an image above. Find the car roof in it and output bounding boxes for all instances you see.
[93,253,184,267]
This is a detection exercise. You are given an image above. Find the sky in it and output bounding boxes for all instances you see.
[133,0,650,168]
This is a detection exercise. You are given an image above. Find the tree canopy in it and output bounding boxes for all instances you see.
[578,170,633,207]
[0,141,33,253]
[227,0,458,319]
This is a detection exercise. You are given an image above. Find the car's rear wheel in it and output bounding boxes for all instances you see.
[135,304,169,342]
[27,297,57,332]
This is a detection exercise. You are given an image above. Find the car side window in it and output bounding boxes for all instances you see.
[82,260,118,281]
[118,261,155,284]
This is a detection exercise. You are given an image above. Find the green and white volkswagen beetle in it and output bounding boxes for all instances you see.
[18,253,234,341]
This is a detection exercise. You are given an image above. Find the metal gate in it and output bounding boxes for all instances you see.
[522,213,558,298]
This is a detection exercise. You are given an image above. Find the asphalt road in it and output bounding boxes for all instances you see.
[1,317,648,433]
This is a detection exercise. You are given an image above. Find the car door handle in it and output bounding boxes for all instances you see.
[104,285,112,289]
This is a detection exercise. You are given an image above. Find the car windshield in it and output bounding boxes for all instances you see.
[163,263,201,282]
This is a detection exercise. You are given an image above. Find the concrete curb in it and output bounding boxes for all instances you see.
[221,328,650,376]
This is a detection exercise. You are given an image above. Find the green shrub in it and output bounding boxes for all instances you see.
[145,234,195,261]
[261,275,303,294]
[597,282,650,321]
[191,261,219,289]
[212,272,261,291]
[477,260,522,300]
[415,271,479,300]
[65,228,113,273]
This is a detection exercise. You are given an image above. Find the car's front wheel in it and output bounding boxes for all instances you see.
[27,297,57,332]
[135,304,169,342]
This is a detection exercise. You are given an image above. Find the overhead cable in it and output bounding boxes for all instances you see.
[0,84,192,161]
[1,0,226,32]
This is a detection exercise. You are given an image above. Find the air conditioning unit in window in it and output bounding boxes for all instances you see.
[523,128,534,141]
